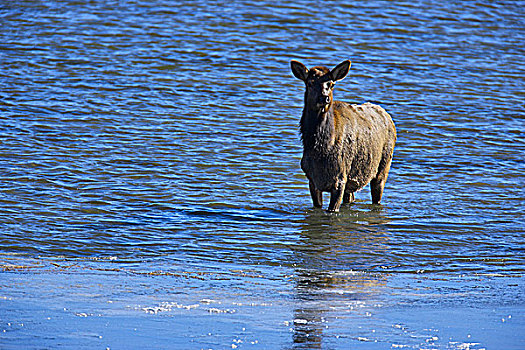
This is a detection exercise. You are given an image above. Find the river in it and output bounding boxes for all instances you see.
[1,0,524,348]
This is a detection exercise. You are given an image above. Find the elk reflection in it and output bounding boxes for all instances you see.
[289,205,391,348]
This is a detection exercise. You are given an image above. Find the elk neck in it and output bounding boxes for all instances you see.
[300,103,336,151]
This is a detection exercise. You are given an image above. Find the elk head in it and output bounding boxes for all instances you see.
[291,60,351,113]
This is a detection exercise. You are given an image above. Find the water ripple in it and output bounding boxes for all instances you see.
[0,0,523,282]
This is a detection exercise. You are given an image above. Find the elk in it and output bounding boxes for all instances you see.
[291,59,396,212]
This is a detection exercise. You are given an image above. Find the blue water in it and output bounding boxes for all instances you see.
[1,0,524,348]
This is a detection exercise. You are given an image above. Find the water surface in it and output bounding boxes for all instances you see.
[1,0,524,349]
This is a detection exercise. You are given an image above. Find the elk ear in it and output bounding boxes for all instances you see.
[331,60,351,82]
[291,60,308,82]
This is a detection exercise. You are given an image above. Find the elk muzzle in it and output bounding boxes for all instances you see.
[317,94,331,111]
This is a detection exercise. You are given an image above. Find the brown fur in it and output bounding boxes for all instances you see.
[291,60,396,212]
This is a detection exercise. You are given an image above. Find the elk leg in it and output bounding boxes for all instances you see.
[309,180,323,208]
[370,178,384,204]
[371,152,393,204]
[343,189,354,204]
[327,183,345,213]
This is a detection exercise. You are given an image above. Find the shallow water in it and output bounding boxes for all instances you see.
[1,0,524,349]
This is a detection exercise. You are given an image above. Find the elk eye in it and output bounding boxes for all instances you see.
[323,82,334,90]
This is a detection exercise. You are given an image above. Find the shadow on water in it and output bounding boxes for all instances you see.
[288,205,391,348]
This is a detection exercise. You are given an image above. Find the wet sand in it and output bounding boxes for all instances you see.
[1,256,523,349]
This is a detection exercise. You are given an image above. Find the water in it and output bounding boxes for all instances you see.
[1,0,524,348]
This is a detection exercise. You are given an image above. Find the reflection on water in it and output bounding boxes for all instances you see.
[292,270,386,348]
[290,209,389,348]
[1,0,524,348]
[296,208,392,271]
